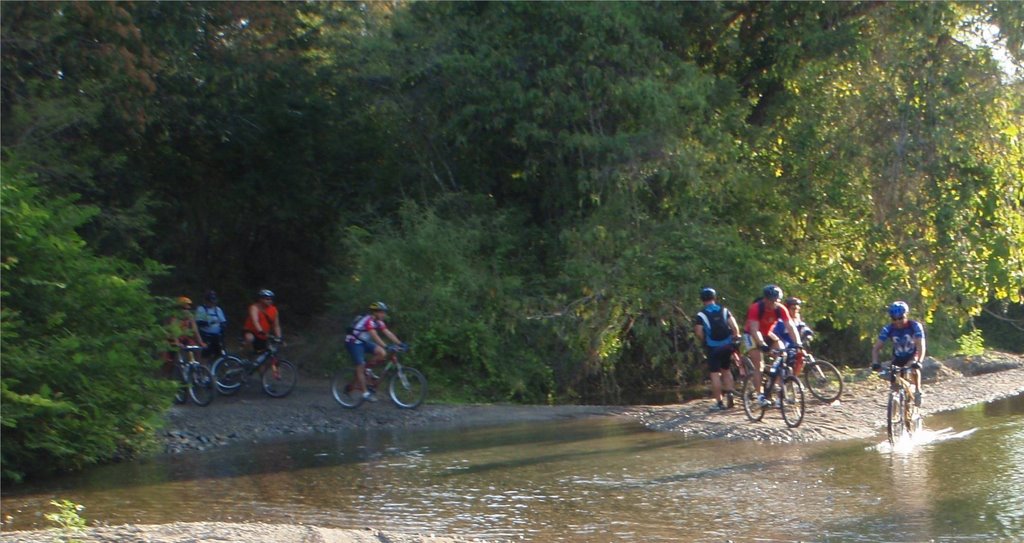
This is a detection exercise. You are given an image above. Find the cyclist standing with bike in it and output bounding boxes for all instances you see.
[345,302,405,402]
[195,289,227,363]
[771,297,815,375]
[693,287,742,411]
[243,289,282,355]
[744,285,803,407]
[163,296,206,373]
[871,301,926,406]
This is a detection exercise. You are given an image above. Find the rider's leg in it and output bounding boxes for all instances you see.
[710,371,723,404]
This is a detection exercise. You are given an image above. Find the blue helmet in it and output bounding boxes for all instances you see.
[889,301,909,319]
[699,287,717,302]
[763,284,783,301]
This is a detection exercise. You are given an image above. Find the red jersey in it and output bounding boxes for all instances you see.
[745,300,791,336]
[244,304,278,338]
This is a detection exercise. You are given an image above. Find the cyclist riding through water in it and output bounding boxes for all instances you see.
[345,302,405,402]
[745,285,804,408]
[871,301,926,406]
[693,287,742,411]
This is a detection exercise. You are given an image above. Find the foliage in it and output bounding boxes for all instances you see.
[45,499,87,543]
[0,163,172,482]
[956,329,987,357]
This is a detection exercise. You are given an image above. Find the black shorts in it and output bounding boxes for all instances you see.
[705,345,735,373]
[892,355,921,369]
[200,332,223,357]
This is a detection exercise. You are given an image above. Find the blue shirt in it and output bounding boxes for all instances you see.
[878,320,925,359]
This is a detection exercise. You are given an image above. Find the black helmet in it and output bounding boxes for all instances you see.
[763,284,783,301]
[699,287,717,301]
[784,297,802,308]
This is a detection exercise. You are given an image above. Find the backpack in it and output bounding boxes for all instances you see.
[697,306,733,344]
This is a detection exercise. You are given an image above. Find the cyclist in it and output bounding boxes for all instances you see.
[345,301,405,402]
[771,297,815,375]
[871,301,926,406]
[243,289,282,355]
[195,289,227,362]
[164,296,205,372]
[693,287,743,411]
[744,285,803,407]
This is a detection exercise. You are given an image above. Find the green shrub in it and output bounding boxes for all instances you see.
[1,164,172,482]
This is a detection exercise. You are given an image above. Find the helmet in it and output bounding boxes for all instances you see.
[888,301,909,319]
[369,301,389,312]
[763,284,783,301]
[177,296,193,308]
[699,287,717,302]
[257,289,275,299]
[785,297,802,308]
[204,290,218,302]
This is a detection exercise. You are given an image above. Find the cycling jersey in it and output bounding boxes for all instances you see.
[772,318,811,348]
[195,305,227,335]
[746,300,791,336]
[346,314,388,345]
[878,320,925,359]
[244,304,278,338]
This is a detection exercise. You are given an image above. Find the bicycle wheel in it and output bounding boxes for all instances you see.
[172,364,187,404]
[212,355,246,395]
[887,390,906,446]
[389,366,427,409]
[741,375,765,422]
[262,358,297,398]
[331,367,364,408]
[779,375,805,428]
[188,364,216,406]
[804,359,843,403]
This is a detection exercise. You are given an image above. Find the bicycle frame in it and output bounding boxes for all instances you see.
[882,363,920,444]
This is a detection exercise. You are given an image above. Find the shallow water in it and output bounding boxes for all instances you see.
[3,395,1023,542]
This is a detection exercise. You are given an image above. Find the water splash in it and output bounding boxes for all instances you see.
[870,426,979,454]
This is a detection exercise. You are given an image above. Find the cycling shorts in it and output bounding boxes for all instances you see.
[705,345,735,373]
[741,334,757,353]
[346,341,381,366]
[892,355,921,369]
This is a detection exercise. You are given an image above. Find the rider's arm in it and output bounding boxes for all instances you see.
[727,314,741,340]
[368,329,387,349]
[914,336,925,364]
[746,318,762,346]
[693,322,705,344]
[786,319,803,348]
[272,313,282,338]
[249,304,263,334]
[871,339,884,367]
[383,328,401,345]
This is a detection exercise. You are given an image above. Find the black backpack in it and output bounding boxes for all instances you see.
[698,306,733,342]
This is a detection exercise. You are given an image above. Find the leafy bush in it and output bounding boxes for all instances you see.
[1,164,172,482]
[328,197,554,403]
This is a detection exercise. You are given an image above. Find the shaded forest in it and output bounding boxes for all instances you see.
[2,1,1022,481]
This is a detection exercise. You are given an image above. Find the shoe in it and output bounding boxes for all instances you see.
[362,391,379,403]
[757,395,772,408]
[914,391,922,407]
[710,401,726,411]
[725,392,735,409]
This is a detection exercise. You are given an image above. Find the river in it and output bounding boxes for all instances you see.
[3,395,1023,542]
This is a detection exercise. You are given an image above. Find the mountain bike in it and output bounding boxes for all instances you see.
[741,348,805,428]
[331,344,427,409]
[877,362,922,446]
[172,344,215,406]
[211,336,297,398]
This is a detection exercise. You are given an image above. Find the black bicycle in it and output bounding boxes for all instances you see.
[172,344,216,406]
[211,336,297,398]
[331,344,427,409]
[741,348,805,428]
[877,362,922,446]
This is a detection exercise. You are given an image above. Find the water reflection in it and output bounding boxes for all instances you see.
[3,395,1023,541]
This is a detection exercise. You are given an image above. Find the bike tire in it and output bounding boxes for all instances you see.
[172,364,187,404]
[804,359,843,403]
[261,358,297,398]
[741,376,766,422]
[331,367,364,408]
[389,367,427,409]
[212,355,246,396]
[780,375,805,428]
[887,389,905,446]
[188,364,216,406]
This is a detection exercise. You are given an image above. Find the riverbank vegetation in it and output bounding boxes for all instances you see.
[2,2,1022,481]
